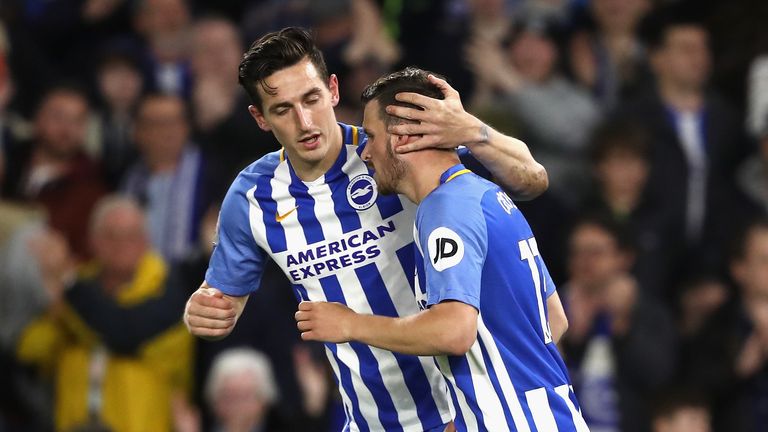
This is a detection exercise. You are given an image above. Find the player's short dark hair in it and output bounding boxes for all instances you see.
[589,119,650,164]
[239,27,329,111]
[641,2,707,52]
[360,67,445,126]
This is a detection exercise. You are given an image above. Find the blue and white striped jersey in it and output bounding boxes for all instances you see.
[414,164,590,432]
[206,123,453,431]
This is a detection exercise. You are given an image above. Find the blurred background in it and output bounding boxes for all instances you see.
[1,0,767,431]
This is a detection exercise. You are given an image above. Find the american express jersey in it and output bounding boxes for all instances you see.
[413,164,590,432]
[206,123,452,431]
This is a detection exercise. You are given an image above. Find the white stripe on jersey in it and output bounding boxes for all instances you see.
[477,314,532,432]
[246,142,452,430]
[272,161,308,247]
[526,387,559,432]
[466,340,511,432]
[419,356,454,425]
[340,150,453,429]
[436,356,480,432]
[333,260,417,429]
[335,342,385,430]
[555,385,591,432]
[306,178,341,241]
[325,345,359,432]
[246,184,269,252]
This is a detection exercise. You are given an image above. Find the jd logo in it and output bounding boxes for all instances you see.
[427,227,464,271]
[433,238,458,263]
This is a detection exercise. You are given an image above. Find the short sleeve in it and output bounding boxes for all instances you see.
[541,260,557,298]
[205,183,266,296]
[418,193,488,309]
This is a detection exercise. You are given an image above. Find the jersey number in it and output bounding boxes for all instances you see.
[518,238,553,344]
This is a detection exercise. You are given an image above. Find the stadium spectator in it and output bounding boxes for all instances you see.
[132,0,194,98]
[14,195,195,432]
[731,123,768,221]
[569,0,653,108]
[613,5,750,278]
[582,119,679,302]
[122,93,223,263]
[724,219,768,431]
[189,16,279,182]
[651,389,712,432]
[467,17,601,201]
[94,49,144,189]
[1,85,107,260]
[561,216,676,432]
[204,347,284,432]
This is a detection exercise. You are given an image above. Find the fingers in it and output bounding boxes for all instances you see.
[427,74,459,99]
[185,288,237,337]
[386,105,425,122]
[297,320,313,332]
[394,136,438,154]
[298,301,314,311]
[393,91,439,110]
[190,290,232,310]
[185,314,235,329]
[301,331,318,341]
[388,121,437,137]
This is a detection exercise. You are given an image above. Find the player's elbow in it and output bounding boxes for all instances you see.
[441,330,477,356]
[436,320,478,356]
[516,162,549,201]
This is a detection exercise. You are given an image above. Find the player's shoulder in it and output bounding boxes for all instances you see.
[227,150,282,190]
[431,172,496,206]
[418,172,491,224]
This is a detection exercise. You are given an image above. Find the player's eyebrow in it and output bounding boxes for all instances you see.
[267,87,323,114]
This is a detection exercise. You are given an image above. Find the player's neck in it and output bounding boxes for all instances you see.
[290,125,344,182]
[403,151,460,204]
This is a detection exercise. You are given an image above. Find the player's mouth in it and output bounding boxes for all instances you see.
[298,133,321,150]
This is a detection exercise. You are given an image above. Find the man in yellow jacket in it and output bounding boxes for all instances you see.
[16,195,194,432]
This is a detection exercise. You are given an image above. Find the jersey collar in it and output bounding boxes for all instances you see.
[439,164,472,185]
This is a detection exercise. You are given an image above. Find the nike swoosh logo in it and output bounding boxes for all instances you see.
[275,206,298,222]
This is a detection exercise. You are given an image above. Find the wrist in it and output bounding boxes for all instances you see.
[464,118,490,149]
[347,312,362,342]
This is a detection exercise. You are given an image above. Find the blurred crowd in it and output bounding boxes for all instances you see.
[0,0,767,431]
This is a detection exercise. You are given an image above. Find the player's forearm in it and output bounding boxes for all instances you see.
[351,303,478,356]
[464,122,549,201]
[350,314,461,356]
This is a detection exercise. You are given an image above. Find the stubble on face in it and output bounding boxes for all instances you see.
[374,134,408,195]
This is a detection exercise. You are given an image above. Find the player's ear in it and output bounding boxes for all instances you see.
[248,105,271,131]
[328,74,340,107]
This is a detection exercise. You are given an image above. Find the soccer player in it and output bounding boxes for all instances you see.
[295,68,588,431]
[184,28,548,431]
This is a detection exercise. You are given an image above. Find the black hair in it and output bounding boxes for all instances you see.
[35,82,91,115]
[641,2,707,52]
[651,387,710,422]
[589,119,650,164]
[360,67,444,126]
[570,213,635,254]
[238,27,329,111]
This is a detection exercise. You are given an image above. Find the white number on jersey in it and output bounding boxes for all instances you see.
[518,238,553,344]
